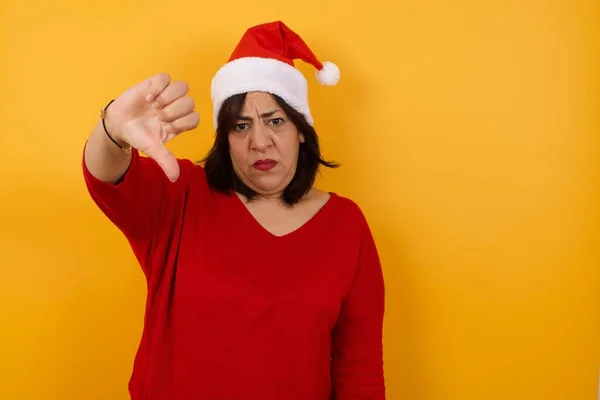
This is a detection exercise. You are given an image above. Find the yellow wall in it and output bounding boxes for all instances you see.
[1,1,598,399]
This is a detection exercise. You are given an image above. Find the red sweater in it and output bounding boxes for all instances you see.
[83,147,386,400]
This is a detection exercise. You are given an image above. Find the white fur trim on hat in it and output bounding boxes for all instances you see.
[211,57,314,128]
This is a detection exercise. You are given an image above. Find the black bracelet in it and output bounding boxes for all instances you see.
[100,99,132,154]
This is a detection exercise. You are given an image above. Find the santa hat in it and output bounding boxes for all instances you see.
[210,20,340,128]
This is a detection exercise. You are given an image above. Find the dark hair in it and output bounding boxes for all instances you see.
[201,92,339,205]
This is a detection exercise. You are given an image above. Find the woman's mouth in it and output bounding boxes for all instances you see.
[253,159,277,171]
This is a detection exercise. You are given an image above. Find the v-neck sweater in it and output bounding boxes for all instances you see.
[82,147,386,400]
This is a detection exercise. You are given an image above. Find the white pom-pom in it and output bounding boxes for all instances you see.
[315,61,340,86]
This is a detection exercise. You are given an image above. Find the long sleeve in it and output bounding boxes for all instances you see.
[331,223,386,399]
[82,143,192,276]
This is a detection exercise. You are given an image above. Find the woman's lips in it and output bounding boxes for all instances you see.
[253,159,277,171]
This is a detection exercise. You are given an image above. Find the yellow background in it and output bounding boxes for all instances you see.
[1,0,598,399]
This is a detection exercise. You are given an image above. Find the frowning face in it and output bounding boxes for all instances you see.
[228,91,305,198]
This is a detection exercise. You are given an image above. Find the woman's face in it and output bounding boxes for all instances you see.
[228,91,305,198]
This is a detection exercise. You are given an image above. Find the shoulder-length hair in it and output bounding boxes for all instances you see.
[201,92,339,205]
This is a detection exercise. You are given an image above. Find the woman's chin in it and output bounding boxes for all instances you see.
[247,176,290,196]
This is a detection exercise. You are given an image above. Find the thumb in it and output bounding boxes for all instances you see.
[143,141,180,182]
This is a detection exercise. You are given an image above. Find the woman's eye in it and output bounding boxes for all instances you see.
[270,118,284,126]
[236,123,249,130]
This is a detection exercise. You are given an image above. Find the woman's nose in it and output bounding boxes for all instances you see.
[249,123,271,150]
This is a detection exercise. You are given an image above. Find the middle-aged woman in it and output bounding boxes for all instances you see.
[83,20,386,400]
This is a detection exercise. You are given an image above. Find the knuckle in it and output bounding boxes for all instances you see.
[152,73,170,93]
[163,123,174,135]
[159,107,173,120]
[178,81,189,93]
[186,96,195,109]
[172,121,185,133]
[157,72,170,83]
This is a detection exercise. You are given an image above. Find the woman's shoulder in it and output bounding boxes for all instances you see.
[171,157,208,185]
[139,156,210,201]
[320,190,371,228]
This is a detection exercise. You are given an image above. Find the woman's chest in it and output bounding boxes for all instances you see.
[170,221,357,332]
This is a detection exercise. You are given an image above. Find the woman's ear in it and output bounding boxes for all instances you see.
[299,132,305,143]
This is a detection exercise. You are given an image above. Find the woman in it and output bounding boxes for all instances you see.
[83,21,386,400]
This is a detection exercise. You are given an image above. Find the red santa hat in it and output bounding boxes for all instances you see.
[211,20,340,128]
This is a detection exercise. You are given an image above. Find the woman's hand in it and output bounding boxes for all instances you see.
[104,73,200,182]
